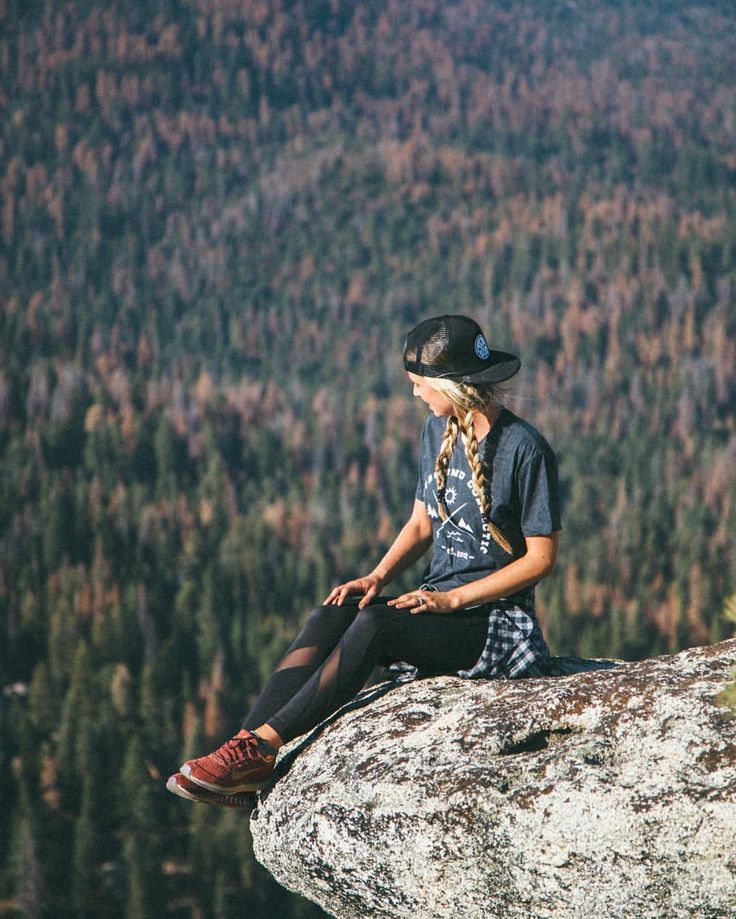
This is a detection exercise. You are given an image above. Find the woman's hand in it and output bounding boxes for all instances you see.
[387,589,457,614]
[324,574,385,608]
[324,500,432,610]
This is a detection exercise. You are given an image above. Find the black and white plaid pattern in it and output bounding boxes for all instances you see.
[386,596,550,684]
[457,599,549,680]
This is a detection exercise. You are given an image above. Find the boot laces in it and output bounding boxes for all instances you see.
[212,733,259,768]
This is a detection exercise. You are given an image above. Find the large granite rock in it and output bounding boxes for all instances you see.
[251,640,736,919]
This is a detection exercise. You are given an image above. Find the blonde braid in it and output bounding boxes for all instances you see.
[434,416,459,521]
[458,408,513,555]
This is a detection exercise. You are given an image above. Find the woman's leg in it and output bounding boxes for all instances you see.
[263,602,490,745]
[177,601,363,794]
[176,601,489,796]
[240,601,361,734]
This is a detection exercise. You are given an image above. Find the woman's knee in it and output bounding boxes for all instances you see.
[350,605,405,645]
[300,603,357,639]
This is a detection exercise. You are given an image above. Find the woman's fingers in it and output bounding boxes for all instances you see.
[331,584,353,605]
[357,583,377,609]
[388,590,453,614]
[388,591,427,612]
[324,584,347,604]
[325,578,373,605]
[337,584,356,605]
[323,585,342,604]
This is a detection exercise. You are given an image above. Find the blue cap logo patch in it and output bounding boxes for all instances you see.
[474,334,490,360]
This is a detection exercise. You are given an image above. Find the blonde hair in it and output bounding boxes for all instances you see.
[426,378,513,555]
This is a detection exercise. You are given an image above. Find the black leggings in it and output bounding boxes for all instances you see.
[241,597,490,744]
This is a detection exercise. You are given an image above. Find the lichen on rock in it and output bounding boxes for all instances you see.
[251,640,736,919]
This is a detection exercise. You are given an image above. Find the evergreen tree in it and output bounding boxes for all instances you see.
[71,776,101,918]
[11,717,45,919]
[55,641,94,811]
[121,737,164,919]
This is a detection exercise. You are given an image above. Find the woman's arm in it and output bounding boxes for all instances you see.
[324,499,433,608]
[389,532,560,613]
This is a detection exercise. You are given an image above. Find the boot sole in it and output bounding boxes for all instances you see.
[166,774,256,808]
[180,762,272,794]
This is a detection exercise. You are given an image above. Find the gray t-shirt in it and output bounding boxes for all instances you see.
[414,408,561,602]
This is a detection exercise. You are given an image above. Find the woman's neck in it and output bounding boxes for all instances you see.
[470,403,501,442]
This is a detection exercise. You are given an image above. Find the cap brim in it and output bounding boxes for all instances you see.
[404,350,521,384]
[449,352,521,384]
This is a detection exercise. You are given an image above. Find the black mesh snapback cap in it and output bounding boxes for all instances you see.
[403,315,520,384]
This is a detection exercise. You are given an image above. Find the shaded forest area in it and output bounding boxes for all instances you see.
[1,0,736,915]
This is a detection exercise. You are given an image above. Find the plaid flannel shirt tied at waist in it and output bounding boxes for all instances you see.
[457,597,549,680]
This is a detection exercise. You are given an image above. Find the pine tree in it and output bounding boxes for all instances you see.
[55,640,94,811]
[71,776,100,918]
[717,593,736,712]
[121,736,164,918]
[28,661,56,735]
[11,713,45,919]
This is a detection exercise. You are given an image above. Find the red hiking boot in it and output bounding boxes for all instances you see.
[166,772,256,809]
[180,729,276,794]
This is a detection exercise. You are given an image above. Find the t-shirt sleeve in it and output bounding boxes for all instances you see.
[516,445,562,535]
[414,419,430,501]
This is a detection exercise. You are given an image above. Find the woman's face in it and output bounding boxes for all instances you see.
[407,372,456,417]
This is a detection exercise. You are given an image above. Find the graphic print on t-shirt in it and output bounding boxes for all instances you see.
[415,410,561,592]
[422,464,492,563]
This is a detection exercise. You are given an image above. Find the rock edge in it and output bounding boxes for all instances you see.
[251,640,736,919]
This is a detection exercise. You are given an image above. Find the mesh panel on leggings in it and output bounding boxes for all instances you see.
[265,642,349,744]
[245,602,494,745]
[274,646,319,671]
[241,605,358,735]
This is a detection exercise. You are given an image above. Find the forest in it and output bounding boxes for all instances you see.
[1,0,735,915]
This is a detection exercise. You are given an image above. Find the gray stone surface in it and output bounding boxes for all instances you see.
[251,640,736,918]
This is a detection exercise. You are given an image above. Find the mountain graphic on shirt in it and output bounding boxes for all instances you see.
[457,517,473,533]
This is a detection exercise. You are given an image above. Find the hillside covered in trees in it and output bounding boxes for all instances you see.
[1,0,735,915]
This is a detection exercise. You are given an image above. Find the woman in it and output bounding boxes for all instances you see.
[167,314,561,805]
